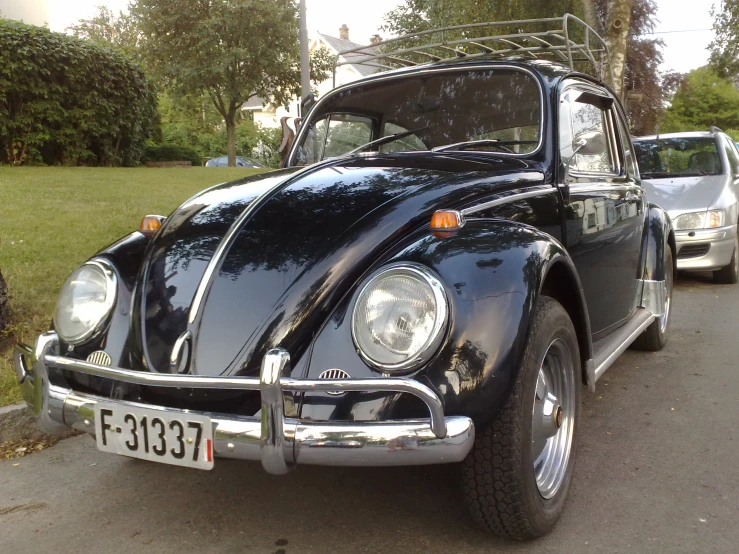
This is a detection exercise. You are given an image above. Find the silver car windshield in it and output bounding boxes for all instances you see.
[292,68,542,166]
[635,137,723,178]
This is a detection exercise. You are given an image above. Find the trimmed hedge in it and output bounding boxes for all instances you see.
[0,20,157,166]
[143,144,202,166]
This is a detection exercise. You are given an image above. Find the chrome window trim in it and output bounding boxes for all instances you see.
[351,263,449,374]
[286,64,547,166]
[568,183,639,194]
[54,258,118,346]
[460,186,557,217]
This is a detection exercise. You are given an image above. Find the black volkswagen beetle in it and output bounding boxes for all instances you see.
[15,17,675,540]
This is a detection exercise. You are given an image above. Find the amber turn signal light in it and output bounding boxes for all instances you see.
[139,215,165,237]
[430,210,464,230]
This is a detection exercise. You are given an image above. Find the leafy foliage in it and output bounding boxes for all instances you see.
[0,19,157,166]
[709,0,739,79]
[65,5,141,59]
[131,0,333,166]
[382,0,665,134]
[143,144,202,166]
[660,68,739,133]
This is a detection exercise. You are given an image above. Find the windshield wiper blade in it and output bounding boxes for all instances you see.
[431,139,537,153]
[346,127,429,156]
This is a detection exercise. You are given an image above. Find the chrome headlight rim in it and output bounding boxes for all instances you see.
[351,263,449,374]
[53,259,118,345]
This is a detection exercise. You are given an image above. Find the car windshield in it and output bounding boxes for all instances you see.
[634,137,722,178]
[291,68,541,166]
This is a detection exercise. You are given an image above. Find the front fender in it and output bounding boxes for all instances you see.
[302,220,586,428]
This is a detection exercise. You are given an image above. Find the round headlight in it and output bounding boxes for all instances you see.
[351,264,448,372]
[53,261,117,345]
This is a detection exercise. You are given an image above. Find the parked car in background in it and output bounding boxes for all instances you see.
[205,155,262,168]
[634,129,739,283]
[15,15,675,541]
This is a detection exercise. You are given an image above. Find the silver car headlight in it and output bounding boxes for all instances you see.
[351,264,448,372]
[673,210,724,230]
[53,260,117,345]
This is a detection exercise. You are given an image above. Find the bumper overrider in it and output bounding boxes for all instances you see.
[14,332,475,474]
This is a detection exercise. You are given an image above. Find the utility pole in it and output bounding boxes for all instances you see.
[299,0,310,115]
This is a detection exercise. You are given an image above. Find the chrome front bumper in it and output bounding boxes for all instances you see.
[14,333,474,474]
[675,224,737,271]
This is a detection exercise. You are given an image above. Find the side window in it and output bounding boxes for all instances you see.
[615,111,637,179]
[560,88,616,175]
[723,137,739,176]
[295,113,373,165]
[379,122,427,153]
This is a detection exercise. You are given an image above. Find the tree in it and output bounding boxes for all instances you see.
[131,0,332,167]
[660,67,739,133]
[382,0,664,132]
[709,0,739,79]
[603,0,632,98]
[65,5,141,58]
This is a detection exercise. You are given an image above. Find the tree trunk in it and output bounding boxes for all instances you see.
[0,268,8,332]
[581,0,599,31]
[226,111,237,167]
[605,0,633,99]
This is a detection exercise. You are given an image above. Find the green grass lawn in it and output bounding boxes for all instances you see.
[0,167,266,406]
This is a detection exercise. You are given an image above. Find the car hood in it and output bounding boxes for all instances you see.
[641,175,726,218]
[133,155,545,377]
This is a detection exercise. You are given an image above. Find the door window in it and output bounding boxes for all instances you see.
[560,89,616,175]
[295,113,373,164]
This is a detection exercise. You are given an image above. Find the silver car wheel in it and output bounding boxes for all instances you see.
[532,338,576,500]
[659,254,674,334]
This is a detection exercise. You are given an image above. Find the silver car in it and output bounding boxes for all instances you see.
[634,130,739,283]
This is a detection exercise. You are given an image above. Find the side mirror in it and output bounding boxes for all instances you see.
[573,130,607,156]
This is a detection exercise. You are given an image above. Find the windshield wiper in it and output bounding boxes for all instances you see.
[641,172,672,179]
[431,139,537,154]
[346,127,429,156]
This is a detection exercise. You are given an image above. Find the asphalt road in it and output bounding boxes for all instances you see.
[1,273,738,554]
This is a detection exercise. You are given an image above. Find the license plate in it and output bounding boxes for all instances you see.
[94,403,214,470]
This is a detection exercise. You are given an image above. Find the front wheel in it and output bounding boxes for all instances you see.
[460,296,581,540]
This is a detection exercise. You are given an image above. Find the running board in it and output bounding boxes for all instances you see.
[588,309,656,386]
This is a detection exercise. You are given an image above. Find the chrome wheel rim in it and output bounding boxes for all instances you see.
[659,255,674,334]
[532,338,576,499]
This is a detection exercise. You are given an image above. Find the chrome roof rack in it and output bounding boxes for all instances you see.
[333,14,615,91]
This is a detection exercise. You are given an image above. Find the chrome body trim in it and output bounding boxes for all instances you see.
[287,64,547,166]
[187,178,291,325]
[460,186,557,217]
[169,330,192,373]
[592,309,655,382]
[55,259,118,346]
[350,263,449,374]
[639,279,666,317]
[14,334,474,472]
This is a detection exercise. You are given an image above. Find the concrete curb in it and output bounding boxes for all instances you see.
[0,402,78,443]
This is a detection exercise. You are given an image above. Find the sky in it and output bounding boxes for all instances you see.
[25,0,722,75]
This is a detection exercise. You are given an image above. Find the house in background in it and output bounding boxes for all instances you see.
[245,25,380,129]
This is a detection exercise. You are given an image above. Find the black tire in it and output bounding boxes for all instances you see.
[633,245,674,351]
[460,296,581,540]
[713,237,739,284]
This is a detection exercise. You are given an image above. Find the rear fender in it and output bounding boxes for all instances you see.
[641,204,676,282]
